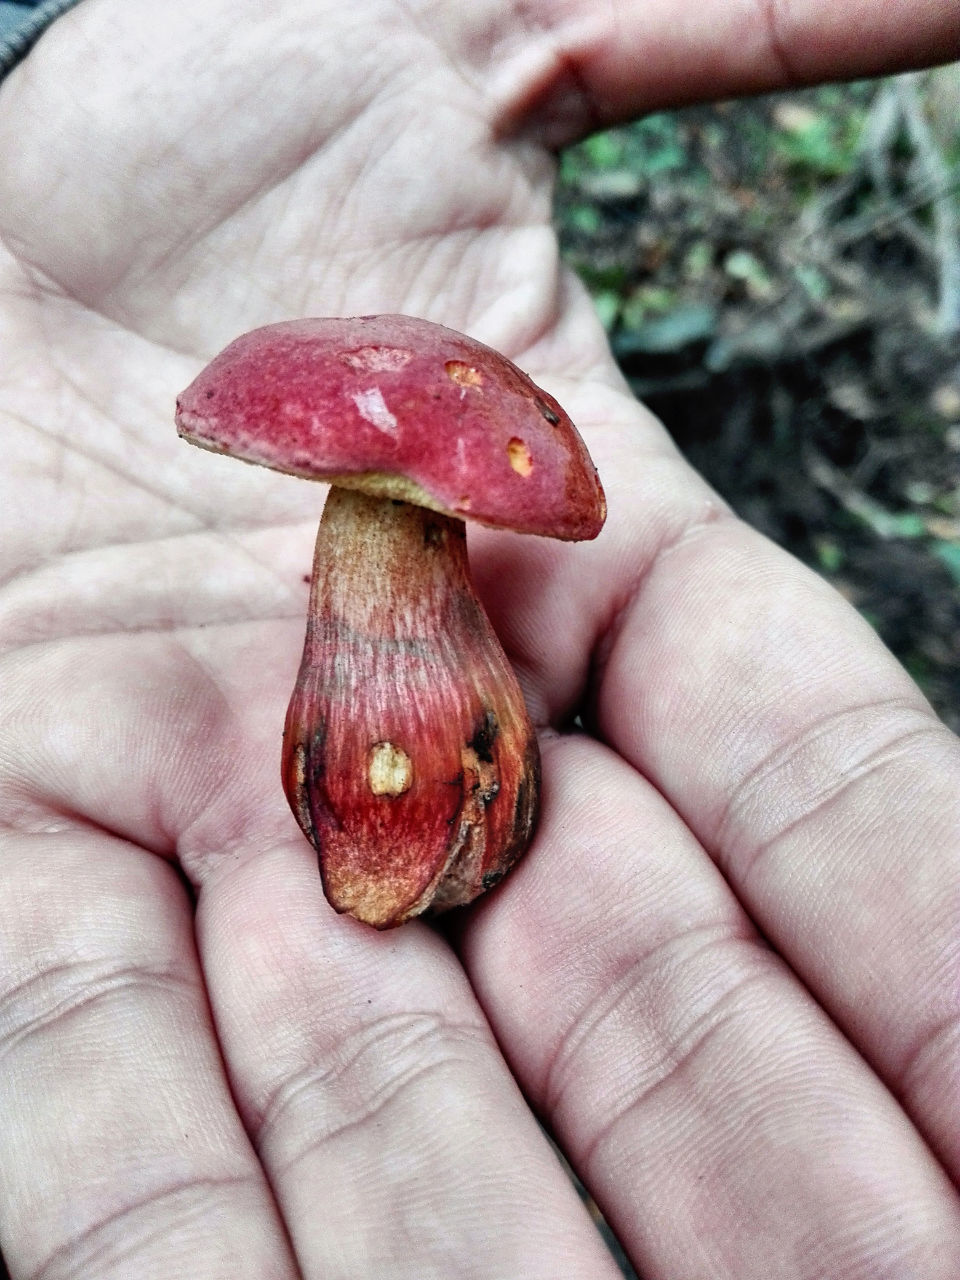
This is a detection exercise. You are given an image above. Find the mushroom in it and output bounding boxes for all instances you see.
[175,315,605,928]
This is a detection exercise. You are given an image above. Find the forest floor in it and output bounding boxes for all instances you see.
[556,68,960,732]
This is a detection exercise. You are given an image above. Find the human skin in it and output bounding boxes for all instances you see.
[1,2,960,1277]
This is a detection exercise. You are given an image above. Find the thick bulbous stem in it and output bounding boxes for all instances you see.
[282,486,540,928]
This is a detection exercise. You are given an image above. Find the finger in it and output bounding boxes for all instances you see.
[492,0,960,141]
[593,485,960,1181]
[460,734,960,1279]
[465,340,960,1196]
[181,827,623,1279]
[0,830,297,1280]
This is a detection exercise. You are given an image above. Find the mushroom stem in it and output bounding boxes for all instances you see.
[282,486,540,928]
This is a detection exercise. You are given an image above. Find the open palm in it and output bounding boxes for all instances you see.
[2,3,960,1277]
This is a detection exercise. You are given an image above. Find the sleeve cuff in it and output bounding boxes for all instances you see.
[0,0,86,81]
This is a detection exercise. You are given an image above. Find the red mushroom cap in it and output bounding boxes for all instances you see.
[175,315,605,540]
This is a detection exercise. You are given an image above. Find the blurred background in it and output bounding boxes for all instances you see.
[555,65,960,735]
[554,64,960,1276]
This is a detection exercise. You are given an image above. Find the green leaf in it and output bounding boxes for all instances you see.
[617,304,717,354]
[568,204,602,234]
[724,249,771,285]
[845,493,927,539]
[814,538,844,573]
[795,264,831,301]
[591,289,621,331]
[582,132,624,170]
[620,286,677,329]
[683,240,713,281]
[933,540,960,585]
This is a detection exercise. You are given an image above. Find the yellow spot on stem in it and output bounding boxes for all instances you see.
[368,742,413,796]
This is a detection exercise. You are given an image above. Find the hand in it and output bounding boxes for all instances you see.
[1,3,959,1276]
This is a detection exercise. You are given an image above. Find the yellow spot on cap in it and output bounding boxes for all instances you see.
[368,741,413,796]
[506,437,533,477]
[341,346,412,372]
[445,360,484,389]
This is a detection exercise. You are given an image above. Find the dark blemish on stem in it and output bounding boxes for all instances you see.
[480,778,500,805]
[513,737,541,838]
[423,521,445,549]
[303,721,340,835]
[468,710,499,763]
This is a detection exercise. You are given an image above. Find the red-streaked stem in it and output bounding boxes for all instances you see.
[282,486,540,928]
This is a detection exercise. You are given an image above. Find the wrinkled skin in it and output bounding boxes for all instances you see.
[2,3,960,1278]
